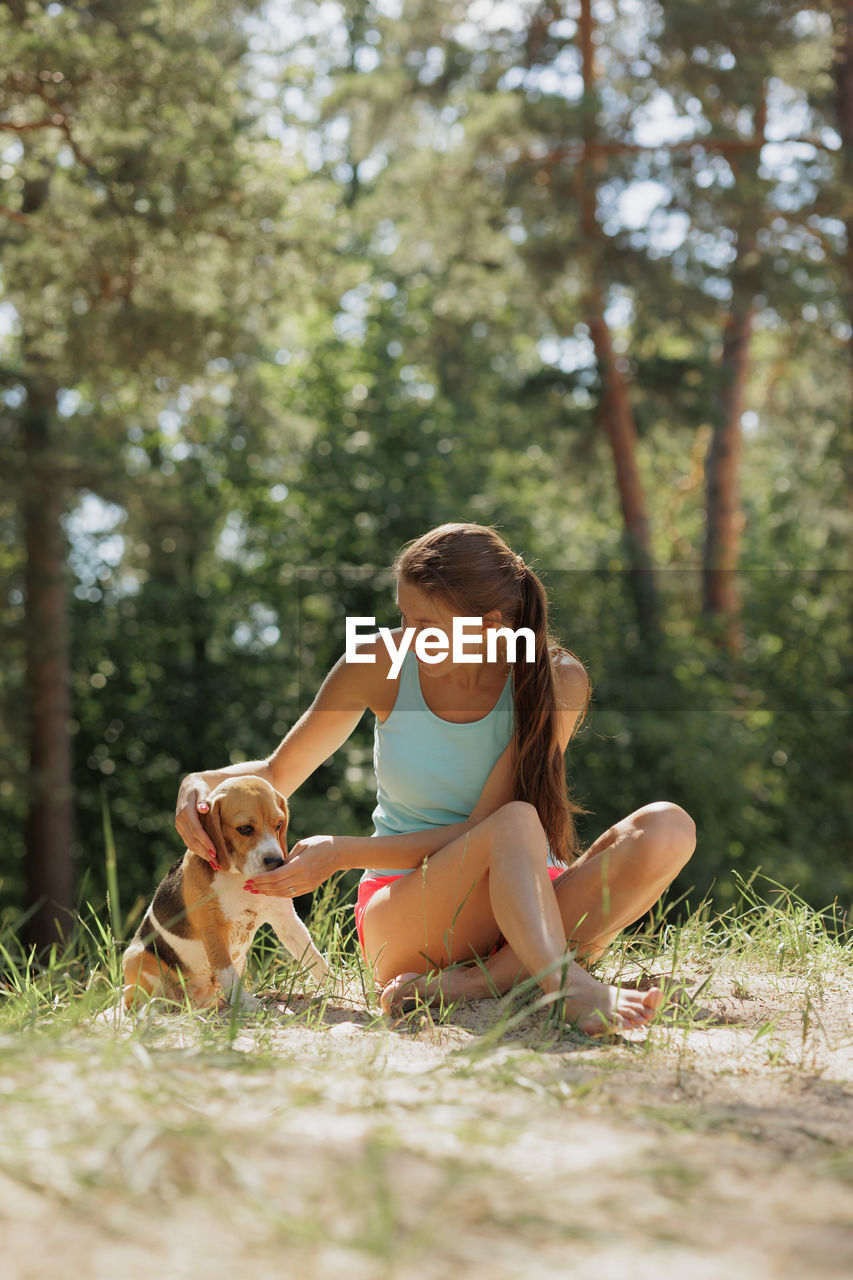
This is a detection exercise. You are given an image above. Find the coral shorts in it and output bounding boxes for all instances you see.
[354,865,565,953]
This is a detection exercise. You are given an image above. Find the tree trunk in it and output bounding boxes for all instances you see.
[586,301,659,636]
[702,80,766,655]
[833,3,853,513]
[832,1,853,797]
[578,0,658,639]
[23,379,75,952]
[702,304,753,653]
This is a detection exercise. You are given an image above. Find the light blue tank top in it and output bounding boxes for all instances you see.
[363,649,515,880]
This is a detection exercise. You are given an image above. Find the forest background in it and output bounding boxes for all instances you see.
[1,0,851,955]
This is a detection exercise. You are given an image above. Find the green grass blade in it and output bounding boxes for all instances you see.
[101,786,122,942]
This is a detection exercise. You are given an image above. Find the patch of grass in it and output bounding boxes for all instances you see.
[3,864,850,1056]
[1,862,852,1280]
[620,873,850,1002]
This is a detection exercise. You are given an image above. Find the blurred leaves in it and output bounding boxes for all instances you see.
[1,0,851,923]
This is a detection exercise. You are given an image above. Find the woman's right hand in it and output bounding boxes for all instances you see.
[175,774,217,865]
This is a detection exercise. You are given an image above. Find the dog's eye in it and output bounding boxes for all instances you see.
[236,824,254,836]
[275,820,284,831]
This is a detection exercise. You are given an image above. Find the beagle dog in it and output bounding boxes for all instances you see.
[122,776,328,1010]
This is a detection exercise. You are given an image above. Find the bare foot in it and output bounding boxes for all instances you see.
[379,965,663,1036]
[379,970,468,1016]
[557,967,664,1036]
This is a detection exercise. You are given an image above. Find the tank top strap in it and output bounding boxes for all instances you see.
[396,643,422,709]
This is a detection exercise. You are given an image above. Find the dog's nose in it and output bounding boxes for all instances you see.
[263,855,285,870]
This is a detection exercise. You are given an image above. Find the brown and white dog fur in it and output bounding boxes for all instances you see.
[122,776,328,1011]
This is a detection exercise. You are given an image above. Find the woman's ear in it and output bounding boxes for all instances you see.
[198,797,231,871]
[275,791,290,855]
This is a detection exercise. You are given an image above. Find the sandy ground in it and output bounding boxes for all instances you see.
[2,967,852,1280]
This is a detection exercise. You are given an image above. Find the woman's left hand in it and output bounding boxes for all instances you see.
[243,834,354,899]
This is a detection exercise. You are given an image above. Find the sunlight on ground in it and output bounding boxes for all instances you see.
[2,951,852,1279]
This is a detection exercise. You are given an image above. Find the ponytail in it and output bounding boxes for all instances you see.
[511,566,588,863]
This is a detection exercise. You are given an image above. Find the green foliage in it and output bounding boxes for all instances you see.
[1,0,850,931]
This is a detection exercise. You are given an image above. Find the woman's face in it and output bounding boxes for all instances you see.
[395,578,501,678]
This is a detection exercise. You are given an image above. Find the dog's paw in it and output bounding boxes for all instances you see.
[306,959,339,998]
[305,954,331,984]
[215,965,257,1014]
[216,990,259,1018]
[225,987,259,1013]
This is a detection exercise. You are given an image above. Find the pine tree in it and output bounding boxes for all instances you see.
[0,0,289,949]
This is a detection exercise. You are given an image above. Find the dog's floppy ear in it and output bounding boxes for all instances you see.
[274,789,289,855]
[198,795,232,872]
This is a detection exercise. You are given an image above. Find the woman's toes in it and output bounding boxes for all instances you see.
[379,973,422,1016]
[574,982,664,1038]
[623,989,662,1025]
[630,987,663,1026]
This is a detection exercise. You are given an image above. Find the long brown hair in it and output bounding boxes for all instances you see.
[394,522,590,863]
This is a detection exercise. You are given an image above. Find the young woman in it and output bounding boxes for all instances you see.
[175,523,696,1035]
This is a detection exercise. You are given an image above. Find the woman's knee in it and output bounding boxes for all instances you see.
[481,800,548,858]
[633,801,696,873]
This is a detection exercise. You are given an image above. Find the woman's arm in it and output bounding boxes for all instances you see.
[176,644,388,861]
[327,818,477,872]
[247,737,516,897]
[261,818,477,893]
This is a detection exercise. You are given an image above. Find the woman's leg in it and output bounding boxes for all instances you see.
[556,800,697,959]
[407,801,696,1003]
[362,800,566,985]
[362,801,669,1033]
